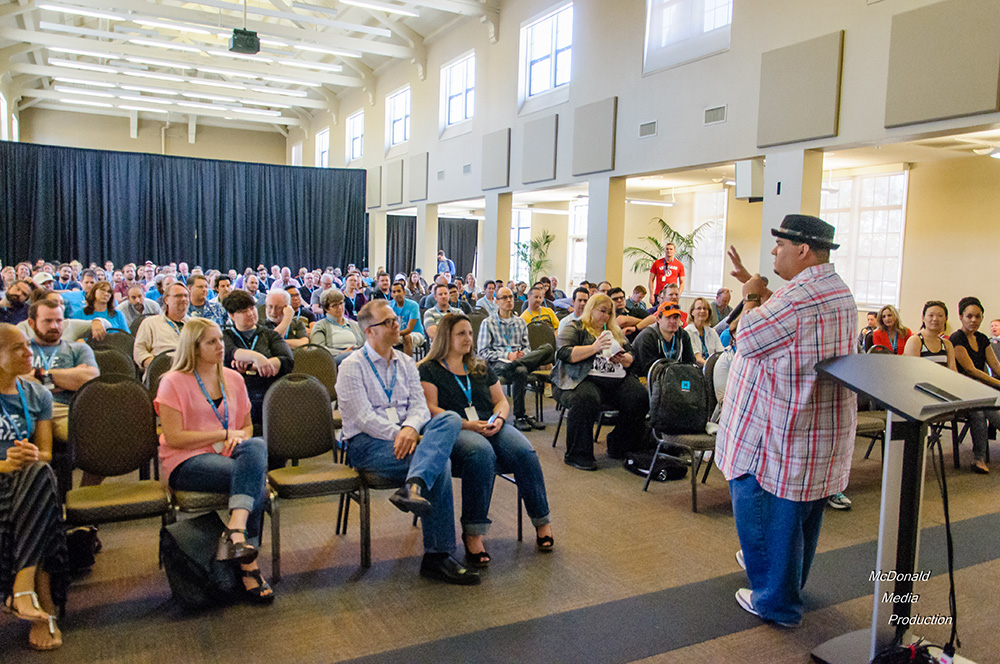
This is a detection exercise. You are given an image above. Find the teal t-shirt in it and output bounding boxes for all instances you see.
[0,380,53,458]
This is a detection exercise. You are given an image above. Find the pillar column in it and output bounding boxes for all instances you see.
[586,176,627,283]
[415,203,439,275]
[483,191,512,281]
[368,209,387,272]
[759,149,824,285]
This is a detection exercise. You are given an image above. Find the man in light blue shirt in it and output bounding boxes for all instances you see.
[390,281,424,356]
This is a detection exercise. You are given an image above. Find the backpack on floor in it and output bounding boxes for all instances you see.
[623,450,688,482]
[648,360,709,435]
[159,511,243,610]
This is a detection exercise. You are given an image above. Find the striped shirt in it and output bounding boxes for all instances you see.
[716,263,857,502]
[477,312,530,362]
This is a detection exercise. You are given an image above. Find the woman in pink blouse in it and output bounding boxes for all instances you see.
[155,318,273,604]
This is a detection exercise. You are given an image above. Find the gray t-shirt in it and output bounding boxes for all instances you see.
[0,380,53,458]
[29,340,98,405]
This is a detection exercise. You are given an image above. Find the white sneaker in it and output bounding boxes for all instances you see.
[736,549,746,570]
[735,588,800,628]
[827,492,852,510]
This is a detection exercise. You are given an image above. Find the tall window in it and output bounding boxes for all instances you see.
[442,54,475,126]
[688,190,728,296]
[0,94,8,141]
[820,170,909,309]
[290,141,302,166]
[524,4,573,98]
[387,87,410,146]
[315,128,330,168]
[346,110,364,161]
[510,209,532,284]
[644,0,732,74]
[568,198,588,285]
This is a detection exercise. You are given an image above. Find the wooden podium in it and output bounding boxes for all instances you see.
[811,355,996,664]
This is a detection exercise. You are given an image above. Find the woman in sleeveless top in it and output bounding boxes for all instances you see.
[947,297,1000,474]
[903,301,955,370]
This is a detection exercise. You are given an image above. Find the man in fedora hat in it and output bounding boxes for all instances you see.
[716,214,857,627]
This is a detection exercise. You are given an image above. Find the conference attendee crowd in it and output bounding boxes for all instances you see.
[0,248,997,649]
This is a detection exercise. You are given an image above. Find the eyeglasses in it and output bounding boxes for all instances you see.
[497,295,514,300]
[367,316,399,330]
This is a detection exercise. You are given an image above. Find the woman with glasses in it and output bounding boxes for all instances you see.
[685,297,725,368]
[310,289,365,365]
[419,314,554,566]
[551,294,650,470]
[156,317,273,603]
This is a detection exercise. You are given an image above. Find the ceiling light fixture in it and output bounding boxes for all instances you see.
[294,44,362,58]
[52,76,116,88]
[49,58,117,74]
[280,59,343,73]
[260,74,319,87]
[128,38,204,53]
[627,198,676,207]
[182,91,237,102]
[207,49,272,63]
[231,107,283,117]
[250,86,309,98]
[59,98,114,108]
[196,66,259,79]
[120,84,180,95]
[118,104,170,113]
[117,95,174,105]
[339,0,419,18]
[120,70,187,82]
[132,19,215,36]
[125,56,193,69]
[37,3,126,21]
[53,85,116,98]
[49,46,118,59]
[191,78,248,90]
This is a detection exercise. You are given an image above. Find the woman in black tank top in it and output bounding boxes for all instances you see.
[947,297,1000,474]
[903,301,955,370]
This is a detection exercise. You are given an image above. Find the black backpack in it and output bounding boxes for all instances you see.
[648,360,709,435]
[159,512,243,610]
[623,450,688,482]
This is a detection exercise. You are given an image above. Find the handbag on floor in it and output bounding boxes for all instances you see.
[159,512,243,610]
[623,451,688,482]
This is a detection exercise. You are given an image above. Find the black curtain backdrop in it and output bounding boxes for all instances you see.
[386,214,416,279]
[438,217,478,278]
[0,141,368,271]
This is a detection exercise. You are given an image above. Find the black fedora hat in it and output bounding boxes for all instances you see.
[770,214,839,250]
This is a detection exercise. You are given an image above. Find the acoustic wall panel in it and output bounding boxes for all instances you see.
[408,152,428,202]
[521,114,558,184]
[366,166,381,209]
[385,159,403,206]
[481,128,511,190]
[885,0,1000,128]
[756,31,844,148]
[572,96,618,176]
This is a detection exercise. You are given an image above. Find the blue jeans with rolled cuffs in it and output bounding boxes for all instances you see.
[452,424,551,536]
[169,438,269,546]
[729,473,826,626]
[346,411,462,555]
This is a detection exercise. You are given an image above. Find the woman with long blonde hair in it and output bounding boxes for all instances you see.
[155,317,273,603]
[872,304,911,355]
[551,293,649,470]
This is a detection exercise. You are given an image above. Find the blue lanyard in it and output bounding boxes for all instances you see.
[499,317,518,348]
[0,379,33,440]
[235,329,259,350]
[890,333,899,354]
[362,348,397,403]
[697,329,708,358]
[450,365,473,406]
[165,317,183,335]
[660,334,677,360]
[31,341,62,372]
[194,370,229,430]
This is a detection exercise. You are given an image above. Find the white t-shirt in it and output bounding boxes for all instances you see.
[685,323,725,359]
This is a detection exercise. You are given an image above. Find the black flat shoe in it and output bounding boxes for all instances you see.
[564,459,598,471]
[389,481,433,517]
[536,535,554,552]
[240,568,275,605]
[217,528,258,564]
[462,535,491,568]
[420,554,481,585]
[526,416,546,431]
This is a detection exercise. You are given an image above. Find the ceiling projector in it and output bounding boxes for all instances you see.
[229,28,260,54]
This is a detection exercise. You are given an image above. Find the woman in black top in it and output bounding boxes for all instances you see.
[948,296,1000,473]
[419,314,553,567]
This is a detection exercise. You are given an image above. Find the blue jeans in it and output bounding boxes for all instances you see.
[967,408,1000,461]
[452,423,552,536]
[346,411,462,555]
[729,473,825,625]
[169,438,269,546]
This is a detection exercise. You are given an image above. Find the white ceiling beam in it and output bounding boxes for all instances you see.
[47,0,414,58]
[6,60,333,109]
[26,99,294,132]
[19,87,303,125]
[0,2,34,20]
[0,27,365,87]
[363,8,426,79]
[181,0,392,38]
[404,0,497,17]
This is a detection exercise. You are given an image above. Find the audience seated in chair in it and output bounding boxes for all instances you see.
[949,296,1000,474]
[872,304,911,356]
[336,300,477,585]
[263,290,309,349]
[117,285,162,329]
[187,275,228,328]
[133,283,190,378]
[551,293,650,470]
[154,317,273,604]
[557,287,590,335]
[310,289,365,365]
[631,302,696,378]
[520,286,558,328]
[389,281,425,357]
[685,298,726,368]
[477,287,552,432]
[418,313,554,567]
[0,323,67,651]
[423,284,462,343]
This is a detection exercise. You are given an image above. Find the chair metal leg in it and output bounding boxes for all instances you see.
[701,450,713,484]
[690,449,699,513]
[864,434,879,460]
[517,488,523,542]
[340,494,351,533]
[359,486,371,569]
[271,494,281,583]
[551,407,565,448]
[643,440,664,492]
[951,419,961,469]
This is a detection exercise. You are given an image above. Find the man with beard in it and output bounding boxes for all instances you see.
[0,279,33,325]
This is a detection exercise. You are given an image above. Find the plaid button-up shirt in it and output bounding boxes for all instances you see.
[716,263,858,502]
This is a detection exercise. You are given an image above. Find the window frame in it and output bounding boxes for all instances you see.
[517,2,573,116]
[567,198,588,286]
[346,110,364,163]
[510,209,533,284]
[385,86,411,150]
[687,189,728,297]
[315,128,330,168]
[441,51,476,130]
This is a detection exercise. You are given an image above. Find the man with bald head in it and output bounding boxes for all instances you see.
[116,285,162,328]
[263,289,309,349]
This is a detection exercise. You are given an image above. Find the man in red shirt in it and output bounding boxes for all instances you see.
[647,243,685,306]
